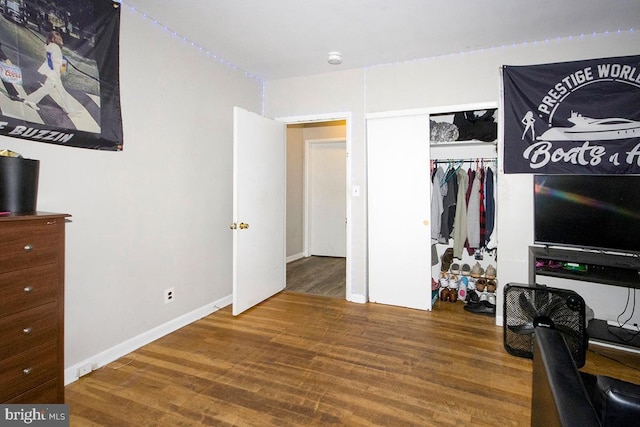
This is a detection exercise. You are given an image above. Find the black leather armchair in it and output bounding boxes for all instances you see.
[531,327,640,427]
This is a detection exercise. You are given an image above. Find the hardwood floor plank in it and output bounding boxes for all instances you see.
[286,256,345,298]
[66,292,638,426]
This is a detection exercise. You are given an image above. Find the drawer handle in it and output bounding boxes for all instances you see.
[23,286,34,294]
[46,220,57,225]
[23,327,33,335]
[24,244,34,252]
[22,367,33,375]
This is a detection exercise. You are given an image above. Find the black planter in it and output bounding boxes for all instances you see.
[0,156,40,213]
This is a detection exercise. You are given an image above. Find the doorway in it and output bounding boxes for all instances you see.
[308,139,346,257]
[284,119,349,298]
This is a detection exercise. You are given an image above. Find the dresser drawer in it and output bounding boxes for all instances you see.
[5,378,61,404]
[0,302,58,360]
[0,342,58,402]
[0,220,61,273]
[0,263,58,317]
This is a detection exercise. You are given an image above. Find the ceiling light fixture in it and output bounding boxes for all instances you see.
[327,51,343,65]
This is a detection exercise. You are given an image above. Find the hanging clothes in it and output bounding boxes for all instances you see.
[479,165,486,247]
[484,166,496,246]
[432,158,497,254]
[452,167,468,258]
[439,167,457,244]
[466,171,481,249]
[431,166,444,239]
[463,168,475,255]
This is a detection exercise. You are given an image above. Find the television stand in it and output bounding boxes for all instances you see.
[529,246,640,351]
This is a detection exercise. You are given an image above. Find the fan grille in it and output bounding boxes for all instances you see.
[503,283,587,367]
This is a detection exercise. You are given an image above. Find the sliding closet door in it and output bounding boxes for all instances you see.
[367,113,432,310]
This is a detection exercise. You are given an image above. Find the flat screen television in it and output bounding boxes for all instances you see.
[534,175,640,255]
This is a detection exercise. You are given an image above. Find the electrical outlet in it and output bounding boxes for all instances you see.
[77,363,92,378]
[164,287,174,304]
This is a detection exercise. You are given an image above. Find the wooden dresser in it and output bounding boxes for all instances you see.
[0,212,69,403]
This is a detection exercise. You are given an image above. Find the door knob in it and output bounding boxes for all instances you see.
[239,222,250,230]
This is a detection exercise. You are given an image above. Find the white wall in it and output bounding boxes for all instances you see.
[0,8,262,381]
[3,11,636,383]
[265,30,640,325]
[286,124,304,259]
[267,69,367,299]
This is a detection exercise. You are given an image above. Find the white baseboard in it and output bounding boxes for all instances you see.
[348,293,367,304]
[286,252,305,263]
[64,294,233,386]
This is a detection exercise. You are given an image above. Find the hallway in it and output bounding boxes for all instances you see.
[286,256,346,298]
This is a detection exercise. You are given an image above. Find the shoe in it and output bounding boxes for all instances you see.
[459,276,469,288]
[458,279,467,302]
[487,279,497,293]
[547,260,563,269]
[470,262,484,278]
[450,263,460,275]
[440,287,451,302]
[488,293,496,305]
[467,289,479,303]
[535,260,547,268]
[448,275,459,289]
[485,265,497,279]
[476,277,487,292]
[441,248,454,273]
[464,300,496,316]
[449,289,458,303]
[467,278,476,291]
[461,263,471,276]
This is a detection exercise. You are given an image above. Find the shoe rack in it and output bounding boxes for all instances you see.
[528,246,640,289]
[529,245,640,350]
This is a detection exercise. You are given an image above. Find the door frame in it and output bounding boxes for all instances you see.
[305,137,347,258]
[277,112,353,301]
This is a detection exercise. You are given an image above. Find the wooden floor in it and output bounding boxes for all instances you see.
[286,256,345,298]
[65,293,640,426]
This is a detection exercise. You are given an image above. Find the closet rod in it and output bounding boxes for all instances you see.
[434,157,497,163]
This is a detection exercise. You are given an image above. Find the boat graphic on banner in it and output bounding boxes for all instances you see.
[539,112,640,142]
[502,54,640,174]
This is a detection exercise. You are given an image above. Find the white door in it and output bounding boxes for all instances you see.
[367,114,432,311]
[232,107,286,316]
[308,141,346,257]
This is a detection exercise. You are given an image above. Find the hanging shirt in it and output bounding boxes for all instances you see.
[439,168,457,243]
[466,172,481,249]
[431,167,444,239]
[452,168,468,258]
[485,166,496,244]
[479,167,486,247]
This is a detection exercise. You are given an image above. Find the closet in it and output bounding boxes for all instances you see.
[367,102,498,311]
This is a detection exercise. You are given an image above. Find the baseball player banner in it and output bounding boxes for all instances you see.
[0,0,123,151]
[502,55,640,174]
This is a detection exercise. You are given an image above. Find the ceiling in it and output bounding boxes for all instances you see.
[122,0,640,81]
